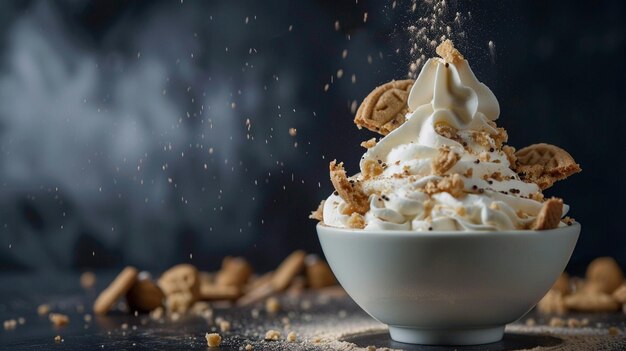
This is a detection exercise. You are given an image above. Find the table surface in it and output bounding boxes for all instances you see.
[1,272,625,350]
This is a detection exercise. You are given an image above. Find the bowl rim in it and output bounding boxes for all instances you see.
[316,221,581,238]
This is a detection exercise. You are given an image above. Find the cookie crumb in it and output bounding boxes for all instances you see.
[206,333,222,347]
[287,331,297,342]
[549,317,565,327]
[264,329,281,341]
[346,212,366,229]
[37,304,51,316]
[265,297,280,314]
[436,39,464,64]
[150,307,164,320]
[309,200,324,221]
[608,326,620,336]
[537,290,567,314]
[329,160,369,214]
[431,147,460,176]
[245,344,254,351]
[502,145,517,168]
[361,159,383,179]
[54,335,62,343]
[80,271,97,289]
[360,138,377,149]
[3,319,17,330]
[49,313,70,327]
[219,320,231,332]
[567,318,582,328]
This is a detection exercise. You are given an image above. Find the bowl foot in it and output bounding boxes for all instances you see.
[388,325,504,345]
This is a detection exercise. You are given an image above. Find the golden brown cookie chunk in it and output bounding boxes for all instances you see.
[360,138,377,149]
[584,257,624,294]
[329,160,369,214]
[434,121,459,141]
[126,276,165,312]
[346,212,366,229]
[612,284,626,303]
[436,39,464,64]
[80,271,96,289]
[551,272,570,294]
[205,333,222,347]
[431,147,461,176]
[93,266,139,315]
[515,143,581,190]
[531,198,563,230]
[238,251,306,306]
[424,174,465,198]
[537,290,567,314]
[361,159,383,179]
[158,264,200,298]
[165,291,195,314]
[271,250,306,291]
[199,284,241,301]
[309,200,324,221]
[49,313,70,327]
[305,255,337,289]
[215,257,252,288]
[354,80,414,135]
[564,291,620,312]
[502,145,517,168]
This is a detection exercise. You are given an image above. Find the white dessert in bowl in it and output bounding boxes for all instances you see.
[312,41,581,345]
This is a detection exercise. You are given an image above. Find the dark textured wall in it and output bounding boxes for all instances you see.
[0,0,623,274]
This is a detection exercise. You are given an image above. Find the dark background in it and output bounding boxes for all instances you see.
[0,0,623,275]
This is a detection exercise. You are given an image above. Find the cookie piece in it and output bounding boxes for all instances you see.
[158,264,201,313]
[436,39,464,64]
[158,264,200,297]
[551,272,570,294]
[309,200,324,221]
[93,266,139,315]
[199,284,241,301]
[354,79,414,135]
[329,160,369,214]
[515,143,581,190]
[237,250,306,306]
[584,257,624,294]
[271,250,306,291]
[126,275,165,312]
[612,284,626,304]
[564,291,620,312]
[431,147,460,176]
[215,257,252,288]
[537,290,567,314]
[305,255,337,289]
[531,198,563,230]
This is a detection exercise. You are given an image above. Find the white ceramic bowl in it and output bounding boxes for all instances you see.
[317,222,580,345]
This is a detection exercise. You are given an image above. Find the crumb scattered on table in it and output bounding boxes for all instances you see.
[205,332,221,347]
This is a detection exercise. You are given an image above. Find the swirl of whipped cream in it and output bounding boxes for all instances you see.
[323,49,568,231]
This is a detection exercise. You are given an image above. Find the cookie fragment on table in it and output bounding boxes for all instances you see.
[93,266,139,315]
[564,291,621,312]
[126,275,164,312]
[583,257,624,295]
